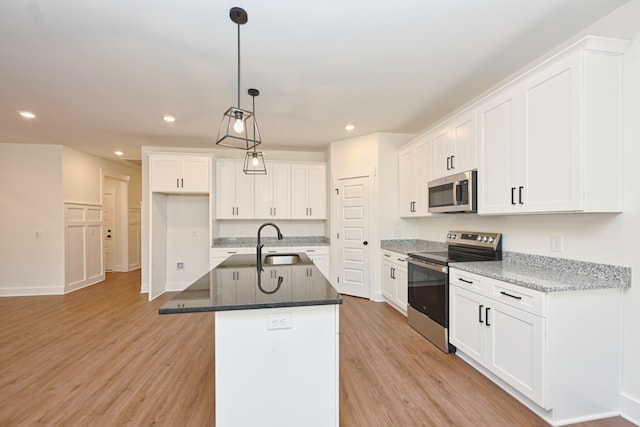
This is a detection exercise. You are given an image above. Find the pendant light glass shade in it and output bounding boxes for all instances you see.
[243,88,267,174]
[243,150,267,174]
[216,7,262,150]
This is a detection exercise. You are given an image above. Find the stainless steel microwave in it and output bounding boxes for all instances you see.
[428,170,477,213]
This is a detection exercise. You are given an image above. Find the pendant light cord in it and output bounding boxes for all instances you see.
[237,22,241,109]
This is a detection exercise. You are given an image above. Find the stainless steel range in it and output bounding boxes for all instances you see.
[407,231,502,353]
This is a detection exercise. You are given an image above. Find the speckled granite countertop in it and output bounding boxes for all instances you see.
[380,239,447,255]
[213,236,330,248]
[451,252,631,293]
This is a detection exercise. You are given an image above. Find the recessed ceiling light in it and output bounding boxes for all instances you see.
[115,151,124,156]
[345,124,355,131]
[163,115,176,123]
[19,111,36,119]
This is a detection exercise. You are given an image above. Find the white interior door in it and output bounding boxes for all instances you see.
[103,191,116,272]
[334,175,371,298]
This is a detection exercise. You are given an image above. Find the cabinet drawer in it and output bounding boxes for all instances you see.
[450,269,487,293]
[291,246,329,256]
[381,250,407,267]
[489,280,545,317]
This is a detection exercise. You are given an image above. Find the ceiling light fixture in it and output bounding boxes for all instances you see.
[163,115,176,123]
[216,7,261,150]
[243,88,267,175]
[345,124,355,131]
[115,151,124,156]
[19,111,36,119]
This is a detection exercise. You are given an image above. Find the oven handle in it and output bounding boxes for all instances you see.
[407,257,448,273]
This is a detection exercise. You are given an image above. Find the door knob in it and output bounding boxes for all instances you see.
[363,241,368,246]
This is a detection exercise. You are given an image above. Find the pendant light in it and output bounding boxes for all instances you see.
[243,88,267,175]
[216,7,261,150]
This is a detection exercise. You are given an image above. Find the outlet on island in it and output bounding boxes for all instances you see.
[267,313,292,330]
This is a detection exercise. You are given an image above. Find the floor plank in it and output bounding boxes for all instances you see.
[0,271,634,426]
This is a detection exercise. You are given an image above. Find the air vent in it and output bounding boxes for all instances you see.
[122,158,141,167]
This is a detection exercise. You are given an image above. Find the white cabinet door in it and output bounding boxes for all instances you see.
[449,284,486,363]
[150,154,210,193]
[307,164,327,219]
[450,110,477,173]
[380,251,408,313]
[486,298,545,407]
[432,126,453,179]
[291,246,330,279]
[519,54,582,213]
[381,258,395,300]
[254,162,291,219]
[398,135,431,217]
[477,88,519,214]
[432,110,477,180]
[291,163,327,219]
[216,160,255,219]
[398,145,416,217]
[150,156,181,192]
[180,156,210,193]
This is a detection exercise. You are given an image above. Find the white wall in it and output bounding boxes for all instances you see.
[0,143,65,294]
[398,1,640,421]
[63,146,142,206]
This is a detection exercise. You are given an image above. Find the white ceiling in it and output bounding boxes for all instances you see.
[0,0,630,162]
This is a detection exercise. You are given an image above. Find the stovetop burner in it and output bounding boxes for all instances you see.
[408,231,503,265]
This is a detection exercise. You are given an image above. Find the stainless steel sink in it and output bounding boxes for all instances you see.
[263,253,301,265]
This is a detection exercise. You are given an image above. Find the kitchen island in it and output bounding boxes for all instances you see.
[160,253,342,427]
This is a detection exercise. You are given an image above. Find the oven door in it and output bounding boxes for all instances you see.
[407,258,448,327]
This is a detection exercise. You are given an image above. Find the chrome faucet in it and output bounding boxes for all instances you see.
[256,222,283,272]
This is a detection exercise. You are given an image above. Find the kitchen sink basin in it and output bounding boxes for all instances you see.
[263,253,301,265]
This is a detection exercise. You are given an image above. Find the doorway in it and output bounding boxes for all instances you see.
[332,170,374,299]
[102,175,129,272]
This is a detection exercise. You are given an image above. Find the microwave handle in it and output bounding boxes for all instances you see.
[454,180,462,205]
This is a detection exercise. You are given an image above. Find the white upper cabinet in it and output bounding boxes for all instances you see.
[432,109,477,180]
[291,163,327,219]
[477,87,519,214]
[216,159,255,219]
[478,36,630,214]
[149,154,211,194]
[254,161,292,219]
[216,159,326,220]
[398,134,432,217]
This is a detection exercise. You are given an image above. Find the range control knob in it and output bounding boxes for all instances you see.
[488,237,495,243]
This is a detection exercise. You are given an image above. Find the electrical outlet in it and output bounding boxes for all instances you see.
[177,262,185,270]
[551,236,563,253]
[267,313,292,330]
[393,229,401,238]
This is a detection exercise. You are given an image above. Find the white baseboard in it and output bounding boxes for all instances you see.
[0,286,65,296]
[621,392,640,426]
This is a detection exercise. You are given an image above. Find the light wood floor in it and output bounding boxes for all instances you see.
[0,271,634,426]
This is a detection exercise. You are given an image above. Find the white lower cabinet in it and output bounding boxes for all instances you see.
[449,268,623,425]
[450,282,544,405]
[291,246,330,280]
[211,247,254,269]
[381,250,408,314]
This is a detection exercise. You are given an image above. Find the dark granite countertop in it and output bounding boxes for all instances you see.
[159,253,342,314]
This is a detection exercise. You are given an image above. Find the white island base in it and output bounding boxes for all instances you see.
[215,304,339,427]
